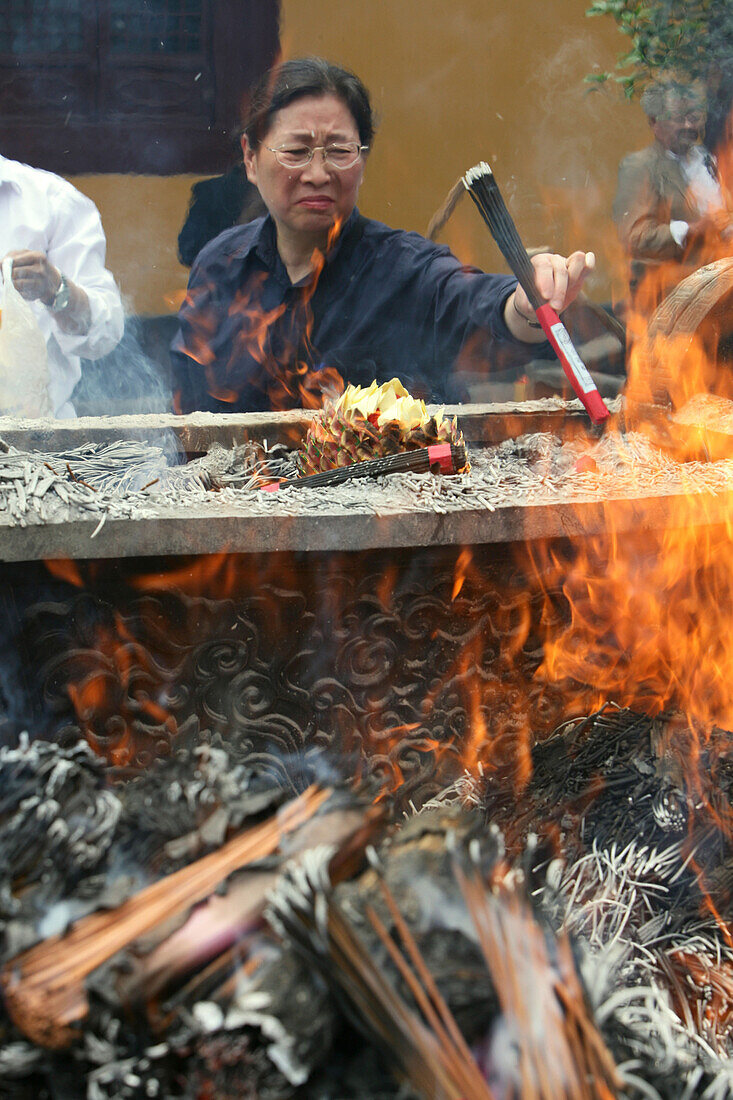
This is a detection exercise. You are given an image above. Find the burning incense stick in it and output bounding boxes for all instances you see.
[366,878,495,1098]
[261,442,467,491]
[462,162,610,426]
[267,851,493,1099]
[0,785,331,1049]
[452,854,621,1099]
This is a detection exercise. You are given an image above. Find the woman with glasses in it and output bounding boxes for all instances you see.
[172,56,594,413]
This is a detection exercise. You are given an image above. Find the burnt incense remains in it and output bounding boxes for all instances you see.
[4,718,733,1097]
[268,847,495,1100]
[462,162,610,425]
[267,808,619,1100]
[470,706,733,1097]
[0,785,332,1049]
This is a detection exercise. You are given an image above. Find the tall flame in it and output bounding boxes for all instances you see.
[175,218,348,415]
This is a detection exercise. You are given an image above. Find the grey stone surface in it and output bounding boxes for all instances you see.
[2,398,726,564]
[0,399,602,455]
[0,489,729,562]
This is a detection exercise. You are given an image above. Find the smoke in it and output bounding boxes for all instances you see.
[0,642,29,745]
[72,303,187,471]
[0,581,64,745]
[37,898,97,940]
[73,309,176,417]
[525,32,619,184]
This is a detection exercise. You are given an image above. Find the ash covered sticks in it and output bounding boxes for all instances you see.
[462,162,610,426]
[0,785,331,1049]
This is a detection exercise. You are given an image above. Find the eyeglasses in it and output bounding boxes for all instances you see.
[659,105,706,124]
[662,112,705,125]
[264,142,368,169]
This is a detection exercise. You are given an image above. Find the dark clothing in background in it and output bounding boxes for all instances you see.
[706,77,733,156]
[171,209,541,414]
[612,141,733,306]
[177,164,267,268]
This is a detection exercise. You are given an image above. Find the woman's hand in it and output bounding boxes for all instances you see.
[506,250,596,342]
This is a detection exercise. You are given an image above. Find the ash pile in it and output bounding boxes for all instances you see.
[3,395,733,539]
[3,709,733,1098]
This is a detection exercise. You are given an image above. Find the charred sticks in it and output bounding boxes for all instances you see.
[267,849,494,1099]
[0,784,331,1049]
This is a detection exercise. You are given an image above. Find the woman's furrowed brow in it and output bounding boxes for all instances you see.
[276,129,356,142]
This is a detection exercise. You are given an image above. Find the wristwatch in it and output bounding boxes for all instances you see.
[49,273,71,313]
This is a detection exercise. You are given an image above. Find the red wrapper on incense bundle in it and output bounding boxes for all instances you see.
[462,162,610,426]
[261,442,467,491]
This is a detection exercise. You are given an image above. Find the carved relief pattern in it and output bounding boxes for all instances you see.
[5,546,570,810]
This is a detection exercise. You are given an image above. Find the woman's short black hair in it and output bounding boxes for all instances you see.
[244,56,375,149]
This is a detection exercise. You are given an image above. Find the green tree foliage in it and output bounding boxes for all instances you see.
[586,0,733,98]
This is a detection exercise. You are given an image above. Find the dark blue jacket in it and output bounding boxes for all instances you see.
[171,209,538,413]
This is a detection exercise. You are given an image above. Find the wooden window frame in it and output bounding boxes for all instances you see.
[0,0,280,175]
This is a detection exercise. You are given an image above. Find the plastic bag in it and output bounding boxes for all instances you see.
[0,257,52,417]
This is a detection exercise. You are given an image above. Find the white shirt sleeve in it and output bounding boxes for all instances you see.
[670,219,690,248]
[44,179,125,361]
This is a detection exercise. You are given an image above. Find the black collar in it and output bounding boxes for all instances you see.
[228,207,364,268]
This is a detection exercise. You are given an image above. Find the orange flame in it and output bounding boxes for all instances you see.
[62,608,179,767]
[451,548,472,601]
[529,501,733,732]
[175,218,349,416]
[518,126,733,748]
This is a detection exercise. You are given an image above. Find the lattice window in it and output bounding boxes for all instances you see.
[0,0,85,54]
[108,0,204,55]
[0,0,280,174]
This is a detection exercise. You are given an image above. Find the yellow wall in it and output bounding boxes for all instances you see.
[67,174,196,317]
[68,1,651,314]
[279,0,650,305]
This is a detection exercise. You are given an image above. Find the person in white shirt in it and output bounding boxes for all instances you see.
[612,79,733,311]
[0,154,124,417]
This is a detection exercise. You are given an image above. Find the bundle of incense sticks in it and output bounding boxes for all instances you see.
[452,858,621,1099]
[261,442,467,491]
[268,853,494,1099]
[0,785,331,1049]
[462,162,610,426]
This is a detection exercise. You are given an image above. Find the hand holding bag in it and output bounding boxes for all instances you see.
[0,257,52,417]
